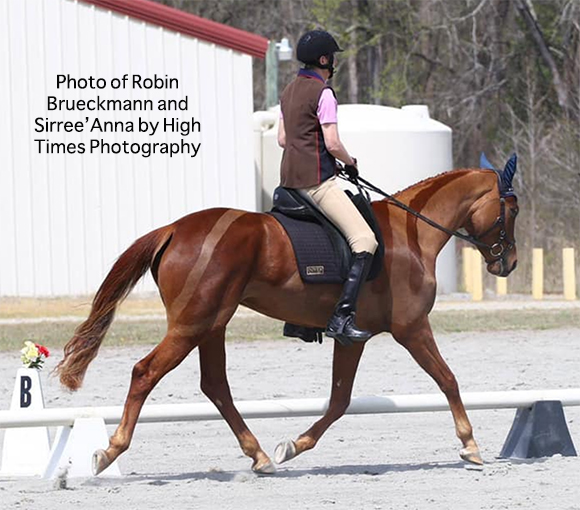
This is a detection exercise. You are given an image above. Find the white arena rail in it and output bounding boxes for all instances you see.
[2,388,580,429]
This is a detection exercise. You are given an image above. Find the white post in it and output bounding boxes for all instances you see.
[563,248,577,300]
[496,277,507,296]
[462,247,473,293]
[471,250,483,301]
[532,248,544,299]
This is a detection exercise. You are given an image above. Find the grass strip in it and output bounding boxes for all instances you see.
[0,309,578,353]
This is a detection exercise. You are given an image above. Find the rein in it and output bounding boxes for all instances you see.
[340,172,515,264]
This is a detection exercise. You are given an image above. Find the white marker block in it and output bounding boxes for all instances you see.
[43,418,121,479]
[1,368,51,476]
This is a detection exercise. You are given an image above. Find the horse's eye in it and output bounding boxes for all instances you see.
[510,208,519,218]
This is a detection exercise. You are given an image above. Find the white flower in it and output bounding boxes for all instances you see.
[21,340,40,367]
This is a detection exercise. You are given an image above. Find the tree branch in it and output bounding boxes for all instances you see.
[514,0,570,112]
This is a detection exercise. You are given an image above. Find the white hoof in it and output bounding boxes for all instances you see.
[92,449,111,476]
[274,440,297,464]
[253,460,277,475]
[460,447,484,465]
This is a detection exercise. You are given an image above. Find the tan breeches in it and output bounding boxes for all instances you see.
[299,176,378,254]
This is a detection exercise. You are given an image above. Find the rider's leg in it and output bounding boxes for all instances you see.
[325,251,374,344]
[301,177,378,345]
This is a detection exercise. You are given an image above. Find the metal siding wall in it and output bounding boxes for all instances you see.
[232,53,255,211]
[215,49,237,207]
[180,38,204,212]
[8,0,35,295]
[0,0,18,295]
[79,4,105,294]
[163,31,187,222]
[0,0,257,297]
[129,18,155,239]
[62,0,88,294]
[44,0,70,295]
[27,0,53,296]
[197,42,220,209]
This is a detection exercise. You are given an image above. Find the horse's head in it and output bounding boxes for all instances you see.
[464,153,519,277]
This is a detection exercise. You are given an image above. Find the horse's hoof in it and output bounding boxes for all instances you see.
[274,440,297,464]
[460,447,484,465]
[252,459,277,475]
[92,449,111,476]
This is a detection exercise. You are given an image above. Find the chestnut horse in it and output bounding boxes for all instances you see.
[56,163,519,475]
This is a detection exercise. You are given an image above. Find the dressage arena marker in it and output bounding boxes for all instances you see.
[0,369,50,477]
[1,388,578,478]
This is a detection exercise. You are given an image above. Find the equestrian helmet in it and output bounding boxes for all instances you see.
[296,30,343,66]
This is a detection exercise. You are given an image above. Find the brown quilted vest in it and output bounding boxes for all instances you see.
[279,69,337,189]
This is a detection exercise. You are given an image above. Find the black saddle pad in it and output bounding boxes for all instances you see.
[269,187,385,284]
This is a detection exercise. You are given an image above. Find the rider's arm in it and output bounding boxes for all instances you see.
[277,117,286,148]
[321,123,355,166]
[318,89,355,166]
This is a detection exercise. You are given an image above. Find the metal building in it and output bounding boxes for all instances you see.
[0,0,267,296]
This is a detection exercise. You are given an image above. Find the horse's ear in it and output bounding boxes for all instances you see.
[502,153,517,187]
[480,152,496,170]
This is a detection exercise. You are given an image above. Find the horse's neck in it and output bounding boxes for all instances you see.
[394,169,496,258]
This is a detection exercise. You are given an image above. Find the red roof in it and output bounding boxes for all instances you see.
[79,0,268,58]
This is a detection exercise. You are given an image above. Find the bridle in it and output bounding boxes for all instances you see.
[469,192,516,265]
[340,172,517,270]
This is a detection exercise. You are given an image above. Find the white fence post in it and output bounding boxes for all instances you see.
[563,248,577,300]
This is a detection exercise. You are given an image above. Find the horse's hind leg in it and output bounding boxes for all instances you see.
[198,329,275,474]
[274,341,366,464]
[393,317,482,465]
[93,330,199,475]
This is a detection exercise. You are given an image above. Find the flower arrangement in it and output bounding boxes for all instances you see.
[21,341,50,369]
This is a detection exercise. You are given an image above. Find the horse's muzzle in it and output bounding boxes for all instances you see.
[487,257,517,277]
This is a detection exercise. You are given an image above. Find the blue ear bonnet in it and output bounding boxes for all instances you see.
[479,152,517,198]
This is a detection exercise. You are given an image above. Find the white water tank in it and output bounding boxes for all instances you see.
[254,104,456,293]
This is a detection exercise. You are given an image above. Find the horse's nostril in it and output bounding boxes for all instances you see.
[512,260,517,271]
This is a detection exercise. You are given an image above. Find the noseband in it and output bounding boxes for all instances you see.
[340,173,516,271]
[468,195,516,274]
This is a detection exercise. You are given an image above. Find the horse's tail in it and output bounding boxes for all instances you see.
[55,225,174,391]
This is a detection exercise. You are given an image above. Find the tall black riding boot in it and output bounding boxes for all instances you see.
[326,251,373,346]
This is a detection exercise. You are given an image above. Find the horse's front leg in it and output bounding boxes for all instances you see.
[275,341,366,464]
[393,317,482,464]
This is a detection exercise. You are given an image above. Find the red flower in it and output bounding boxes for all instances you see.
[36,344,50,358]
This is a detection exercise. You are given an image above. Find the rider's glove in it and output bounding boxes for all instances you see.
[343,160,359,179]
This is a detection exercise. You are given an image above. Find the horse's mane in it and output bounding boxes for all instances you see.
[392,168,491,198]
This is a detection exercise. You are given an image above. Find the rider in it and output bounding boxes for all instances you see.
[277,29,378,345]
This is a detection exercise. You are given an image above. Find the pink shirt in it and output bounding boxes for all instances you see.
[316,88,338,124]
[279,88,338,125]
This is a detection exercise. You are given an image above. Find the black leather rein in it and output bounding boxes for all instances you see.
[340,172,516,264]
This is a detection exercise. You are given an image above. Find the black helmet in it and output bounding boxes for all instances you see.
[296,30,343,66]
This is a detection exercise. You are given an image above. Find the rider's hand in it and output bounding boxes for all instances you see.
[343,157,358,179]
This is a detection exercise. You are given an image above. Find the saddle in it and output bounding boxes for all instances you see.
[270,187,384,283]
[269,186,385,343]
